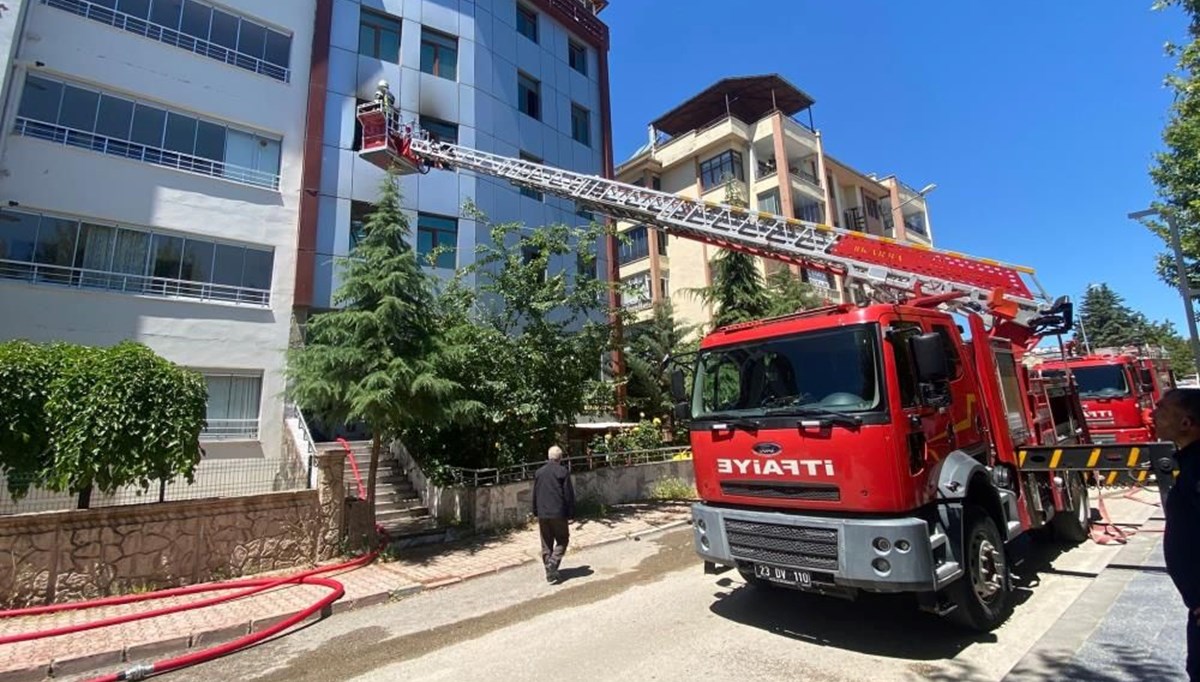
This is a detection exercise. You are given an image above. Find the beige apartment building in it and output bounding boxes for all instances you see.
[614,75,934,332]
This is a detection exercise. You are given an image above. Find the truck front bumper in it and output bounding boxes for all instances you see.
[692,503,947,593]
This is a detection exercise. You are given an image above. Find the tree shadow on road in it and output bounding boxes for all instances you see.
[705,533,1093,661]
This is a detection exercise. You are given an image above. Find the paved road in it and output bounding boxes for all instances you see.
[107,492,1166,682]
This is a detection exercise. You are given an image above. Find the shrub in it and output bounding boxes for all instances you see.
[649,477,696,501]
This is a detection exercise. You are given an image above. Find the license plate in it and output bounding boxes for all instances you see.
[753,563,812,587]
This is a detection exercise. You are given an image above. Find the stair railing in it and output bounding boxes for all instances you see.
[336,437,369,500]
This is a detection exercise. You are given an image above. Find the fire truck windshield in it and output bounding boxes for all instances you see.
[1044,365,1130,398]
[691,324,882,420]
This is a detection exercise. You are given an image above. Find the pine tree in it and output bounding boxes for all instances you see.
[288,168,467,526]
[687,177,771,329]
[1075,284,1144,348]
[764,268,823,317]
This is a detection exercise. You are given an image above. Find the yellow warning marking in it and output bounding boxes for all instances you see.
[911,243,932,250]
[1049,449,1063,469]
[1015,265,1036,274]
[758,212,774,220]
[947,251,966,258]
[1127,447,1141,468]
[879,236,896,244]
[786,218,801,225]
[814,224,833,232]
[981,258,1000,266]
[1107,471,1119,485]
[1137,470,1149,482]
[1018,450,1027,466]
[1087,448,1101,468]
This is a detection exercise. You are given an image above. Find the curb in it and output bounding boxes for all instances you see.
[1,514,693,682]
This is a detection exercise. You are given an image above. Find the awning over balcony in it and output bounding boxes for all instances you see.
[651,74,815,137]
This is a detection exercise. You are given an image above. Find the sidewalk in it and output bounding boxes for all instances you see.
[1006,506,1190,681]
[0,501,692,682]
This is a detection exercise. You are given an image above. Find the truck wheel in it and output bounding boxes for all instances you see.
[949,507,1013,632]
[1050,473,1091,544]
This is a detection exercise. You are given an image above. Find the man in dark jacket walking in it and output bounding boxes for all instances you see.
[532,445,575,583]
[1153,388,1200,680]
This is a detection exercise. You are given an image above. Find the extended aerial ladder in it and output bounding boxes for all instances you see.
[356,91,1071,348]
[354,88,1177,507]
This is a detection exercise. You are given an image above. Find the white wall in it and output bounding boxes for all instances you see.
[0,0,317,461]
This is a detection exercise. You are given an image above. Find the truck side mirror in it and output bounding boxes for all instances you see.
[1139,368,1155,392]
[910,332,949,383]
[670,368,687,402]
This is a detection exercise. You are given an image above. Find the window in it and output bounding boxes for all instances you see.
[201,373,262,440]
[576,251,596,282]
[888,322,922,408]
[420,28,458,79]
[417,213,457,269]
[619,226,649,265]
[758,190,781,216]
[571,104,591,146]
[420,116,458,144]
[0,208,274,305]
[622,272,652,311]
[16,75,282,189]
[517,5,538,42]
[652,176,662,191]
[699,150,744,190]
[518,152,543,200]
[568,39,587,75]
[349,201,372,250]
[795,201,824,224]
[659,275,670,299]
[47,0,292,81]
[656,230,668,257]
[521,243,546,284]
[359,9,401,62]
[518,72,541,120]
[576,204,594,221]
[864,195,881,220]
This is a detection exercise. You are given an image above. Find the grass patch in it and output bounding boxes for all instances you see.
[649,477,696,501]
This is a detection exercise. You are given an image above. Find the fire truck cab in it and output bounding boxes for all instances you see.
[1032,346,1175,443]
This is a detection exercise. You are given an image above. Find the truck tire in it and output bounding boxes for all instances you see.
[1051,473,1091,544]
[949,506,1013,632]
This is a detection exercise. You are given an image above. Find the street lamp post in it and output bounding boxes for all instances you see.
[1129,207,1200,373]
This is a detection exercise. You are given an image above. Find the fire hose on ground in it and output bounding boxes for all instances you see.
[0,548,380,681]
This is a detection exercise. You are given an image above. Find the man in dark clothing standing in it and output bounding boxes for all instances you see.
[532,445,575,583]
[1153,388,1200,681]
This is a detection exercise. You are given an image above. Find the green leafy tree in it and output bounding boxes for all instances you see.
[624,300,698,425]
[1145,1,1200,291]
[45,342,208,508]
[0,340,207,507]
[404,207,617,478]
[289,168,471,516]
[764,268,823,317]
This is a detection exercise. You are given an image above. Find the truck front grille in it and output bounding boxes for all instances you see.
[720,481,840,501]
[724,519,839,571]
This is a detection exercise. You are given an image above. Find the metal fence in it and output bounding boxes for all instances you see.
[443,446,691,487]
[0,456,310,516]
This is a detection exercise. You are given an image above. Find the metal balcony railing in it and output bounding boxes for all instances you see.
[201,418,260,440]
[44,0,290,82]
[0,259,272,306]
[15,118,281,190]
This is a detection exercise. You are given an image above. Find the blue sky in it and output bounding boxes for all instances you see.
[603,1,1189,332]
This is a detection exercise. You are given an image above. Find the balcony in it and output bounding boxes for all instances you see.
[15,118,281,190]
[0,259,272,307]
[201,418,260,441]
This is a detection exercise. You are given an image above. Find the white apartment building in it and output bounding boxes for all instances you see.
[0,0,315,463]
[301,0,613,313]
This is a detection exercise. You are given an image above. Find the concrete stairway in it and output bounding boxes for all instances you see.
[333,440,450,548]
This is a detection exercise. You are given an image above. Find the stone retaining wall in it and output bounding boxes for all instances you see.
[0,490,322,608]
[393,440,695,532]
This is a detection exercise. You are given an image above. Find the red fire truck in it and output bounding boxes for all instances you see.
[355,95,1177,632]
[1030,346,1176,443]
